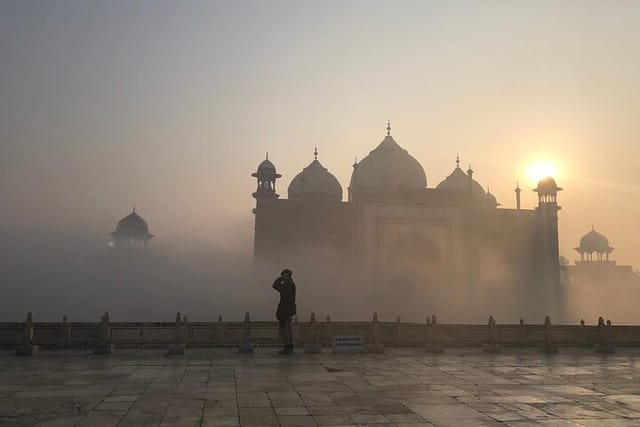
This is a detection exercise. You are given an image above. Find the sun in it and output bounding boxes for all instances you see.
[527,160,557,182]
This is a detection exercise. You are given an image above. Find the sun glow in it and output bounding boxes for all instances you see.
[527,160,558,182]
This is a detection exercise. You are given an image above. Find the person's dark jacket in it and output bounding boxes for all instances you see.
[273,277,296,316]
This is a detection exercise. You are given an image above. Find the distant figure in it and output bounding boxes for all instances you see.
[273,269,296,354]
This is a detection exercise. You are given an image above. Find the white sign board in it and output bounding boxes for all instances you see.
[332,335,365,353]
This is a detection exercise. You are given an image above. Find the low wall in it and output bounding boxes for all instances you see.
[2,319,638,349]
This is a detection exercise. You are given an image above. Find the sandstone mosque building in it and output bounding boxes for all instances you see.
[251,123,562,293]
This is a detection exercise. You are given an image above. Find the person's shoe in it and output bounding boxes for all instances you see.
[285,345,294,355]
[277,347,288,355]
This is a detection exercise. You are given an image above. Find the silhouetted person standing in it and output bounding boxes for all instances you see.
[273,269,296,354]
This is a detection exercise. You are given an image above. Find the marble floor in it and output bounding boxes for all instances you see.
[1,347,640,426]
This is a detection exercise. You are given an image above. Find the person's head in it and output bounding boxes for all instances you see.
[280,269,292,279]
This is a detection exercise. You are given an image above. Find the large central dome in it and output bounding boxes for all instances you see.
[351,124,427,190]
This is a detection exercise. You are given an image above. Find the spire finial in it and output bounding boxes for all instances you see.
[456,154,460,168]
[314,147,318,160]
[386,120,391,136]
[266,152,269,160]
[132,205,136,214]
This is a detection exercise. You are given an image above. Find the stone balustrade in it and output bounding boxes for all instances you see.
[0,313,634,350]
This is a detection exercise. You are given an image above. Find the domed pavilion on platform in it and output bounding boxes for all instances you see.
[563,227,636,285]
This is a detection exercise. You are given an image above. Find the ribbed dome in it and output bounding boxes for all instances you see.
[577,228,611,253]
[535,176,562,194]
[436,166,485,200]
[257,158,277,175]
[288,158,343,201]
[351,131,426,190]
[252,155,280,179]
[117,211,148,233]
[111,209,153,240]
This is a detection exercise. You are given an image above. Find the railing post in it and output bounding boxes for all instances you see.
[304,313,321,353]
[367,312,385,353]
[15,312,37,357]
[238,312,254,353]
[216,315,225,347]
[518,318,527,346]
[167,312,186,355]
[94,311,113,355]
[594,316,614,353]
[578,319,587,347]
[182,315,189,346]
[324,315,332,347]
[58,315,70,349]
[540,315,558,354]
[483,315,501,353]
[426,314,443,353]
[424,316,431,348]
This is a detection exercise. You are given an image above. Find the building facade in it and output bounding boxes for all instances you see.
[251,124,562,297]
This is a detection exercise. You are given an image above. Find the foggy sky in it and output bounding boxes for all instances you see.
[2,0,640,267]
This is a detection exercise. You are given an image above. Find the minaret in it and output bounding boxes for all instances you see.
[533,176,563,288]
[348,157,358,202]
[252,154,281,263]
[252,153,281,200]
[515,182,521,210]
[466,165,474,202]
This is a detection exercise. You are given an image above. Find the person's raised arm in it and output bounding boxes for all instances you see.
[272,277,283,291]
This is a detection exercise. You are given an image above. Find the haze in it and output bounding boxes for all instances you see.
[2,1,640,322]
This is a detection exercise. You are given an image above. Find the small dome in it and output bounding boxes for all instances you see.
[111,209,154,240]
[257,159,276,174]
[252,154,281,178]
[436,163,485,200]
[351,126,426,190]
[577,228,612,253]
[534,176,562,195]
[288,157,343,201]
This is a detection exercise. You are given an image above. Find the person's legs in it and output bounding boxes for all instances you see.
[277,313,288,354]
[286,317,293,347]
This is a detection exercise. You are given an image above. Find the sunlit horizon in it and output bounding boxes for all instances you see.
[1,1,639,268]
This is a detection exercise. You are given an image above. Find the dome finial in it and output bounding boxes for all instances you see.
[386,120,391,136]
[456,154,460,169]
[314,147,318,160]
[265,152,269,160]
[132,205,136,214]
